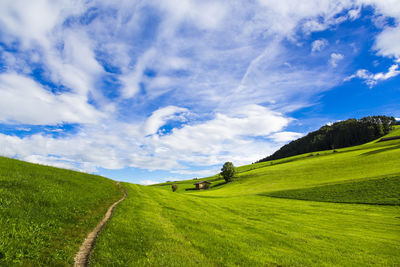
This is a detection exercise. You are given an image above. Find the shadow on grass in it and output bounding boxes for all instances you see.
[261,194,399,206]
[378,136,400,142]
[211,180,228,188]
[185,188,198,191]
[360,144,400,156]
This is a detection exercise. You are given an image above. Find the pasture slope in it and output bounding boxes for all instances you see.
[89,127,400,266]
[0,157,123,266]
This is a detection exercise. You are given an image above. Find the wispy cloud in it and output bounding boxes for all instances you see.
[345,64,400,87]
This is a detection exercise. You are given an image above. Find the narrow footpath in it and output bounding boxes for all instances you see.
[74,183,127,267]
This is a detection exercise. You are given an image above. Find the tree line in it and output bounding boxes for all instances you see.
[257,115,397,163]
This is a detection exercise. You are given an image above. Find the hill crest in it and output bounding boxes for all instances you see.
[257,115,397,163]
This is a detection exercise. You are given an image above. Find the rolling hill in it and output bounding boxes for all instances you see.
[88,126,400,266]
[257,115,397,163]
[0,157,123,266]
[1,126,399,266]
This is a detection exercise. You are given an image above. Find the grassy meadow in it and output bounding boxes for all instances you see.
[0,157,123,266]
[266,174,400,205]
[89,127,400,266]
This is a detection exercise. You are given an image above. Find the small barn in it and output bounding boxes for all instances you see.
[194,180,211,190]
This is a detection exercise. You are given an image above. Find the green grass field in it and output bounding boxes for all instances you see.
[266,174,400,205]
[0,157,123,266]
[89,127,400,266]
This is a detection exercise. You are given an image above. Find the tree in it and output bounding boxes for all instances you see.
[220,162,236,182]
[171,184,178,192]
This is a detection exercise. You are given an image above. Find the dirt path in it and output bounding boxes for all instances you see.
[74,183,127,267]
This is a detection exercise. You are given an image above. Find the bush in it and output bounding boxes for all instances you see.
[171,184,178,192]
[220,162,236,182]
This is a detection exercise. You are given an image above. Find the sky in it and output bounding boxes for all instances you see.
[0,0,399,185]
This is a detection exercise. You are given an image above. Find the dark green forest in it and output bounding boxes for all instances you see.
[257,116,397,163]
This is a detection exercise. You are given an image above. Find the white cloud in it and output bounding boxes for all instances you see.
[0,50,31,74]
[149,105,289,166]
[155,0,228,30]
[139,179,158,185]
[345,64,400,87]
[329,53,344,67]
[359,0,400,60]
[144,106,189,136]
[374,26,400,59]
[0,104,286,172]
[170,169,218,177]
[256,0,354,36]
[120,48,157,99]
[0,73,103,125]
[269,131,304,143]
[312,39,329,52]
[0,0,82,49]
[360,0,400,22]
[348,7,361,20]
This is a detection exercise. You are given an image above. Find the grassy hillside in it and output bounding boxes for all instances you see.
[155,126,400,196]
[266,174,400,205]
[90,128,400,266]
[0,157,122,266]
[257,116,397,163]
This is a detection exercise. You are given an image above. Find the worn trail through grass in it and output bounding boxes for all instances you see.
[74,184,127,267]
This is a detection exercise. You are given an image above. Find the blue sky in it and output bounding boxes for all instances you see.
[0,0,399,184]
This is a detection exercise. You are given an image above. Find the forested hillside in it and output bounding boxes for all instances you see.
[257,116,397,163]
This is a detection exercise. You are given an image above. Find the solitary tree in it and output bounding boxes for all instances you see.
[220,162,236,182]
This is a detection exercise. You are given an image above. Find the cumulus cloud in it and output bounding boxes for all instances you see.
[329,53,344,67]
[312,39,329,52]
[374,26,400,59]
[0,104,287,172]
[361,0,400,61]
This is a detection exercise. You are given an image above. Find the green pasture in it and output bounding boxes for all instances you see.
[90,184,400,266]
[0,157,122,266]
[90,129,400,266]
[267,174,400,205]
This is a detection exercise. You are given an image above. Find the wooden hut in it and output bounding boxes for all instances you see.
[194,180,211,190]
